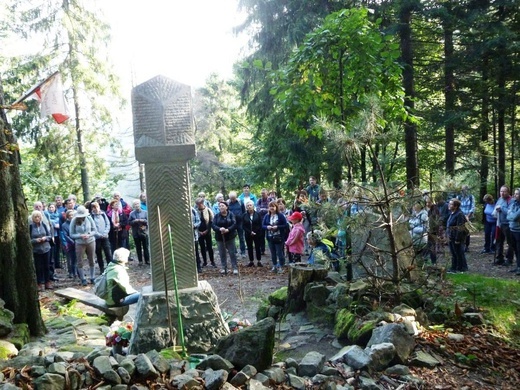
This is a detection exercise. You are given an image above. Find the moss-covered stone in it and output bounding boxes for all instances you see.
[0,340,17,360]
[334,309,356,339]
[45,317,72,329]
[268,287,288,307]
[306,303,336,324]
[7,323,30,349]
[256,302,270,321]
[304,284,331,307]
[347,319,377,346]
[0,307,14,337]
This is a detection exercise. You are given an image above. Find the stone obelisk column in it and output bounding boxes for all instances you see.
[129,76,228,354]
[132,75,197,290]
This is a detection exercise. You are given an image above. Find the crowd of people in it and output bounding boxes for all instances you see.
[29,178,520,296]
[29,192,149,292]
[193,177,340,275]
[409,184,520,275]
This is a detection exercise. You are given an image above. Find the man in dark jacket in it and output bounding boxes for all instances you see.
[228,191,246,258]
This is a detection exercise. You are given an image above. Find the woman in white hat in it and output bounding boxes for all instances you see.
[105,248,139,306]
[70,205,97,286]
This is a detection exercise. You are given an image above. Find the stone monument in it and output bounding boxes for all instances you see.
[128,75,229,354]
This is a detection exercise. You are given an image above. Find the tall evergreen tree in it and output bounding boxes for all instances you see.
[0,80,46,336]
[3,0,124,202]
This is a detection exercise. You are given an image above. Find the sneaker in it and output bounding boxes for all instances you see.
[494,260,505,266]
[220,269,227,275]
[480,249,488,254]
[233,269,239,275]
[211,263,217,268]
[81,279,88,286]
[257,262,263,267]
[90,278,95,284]
[271,266,278,272]
[446,269,458,274]
[247,262,255,267]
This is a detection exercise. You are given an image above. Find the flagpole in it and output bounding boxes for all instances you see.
[12,71,59,105]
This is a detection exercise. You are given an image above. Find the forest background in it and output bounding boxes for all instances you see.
[1,0,519,205]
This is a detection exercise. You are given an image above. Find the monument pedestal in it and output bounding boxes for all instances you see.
[128,281,229,354]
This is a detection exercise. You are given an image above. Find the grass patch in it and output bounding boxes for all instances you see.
[447,273,520,343]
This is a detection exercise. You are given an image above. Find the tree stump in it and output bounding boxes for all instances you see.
[286,263,329,313]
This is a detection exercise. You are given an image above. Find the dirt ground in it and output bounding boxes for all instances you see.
[43,231,520,388]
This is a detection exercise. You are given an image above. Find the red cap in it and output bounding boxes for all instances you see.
[288,212,303,221]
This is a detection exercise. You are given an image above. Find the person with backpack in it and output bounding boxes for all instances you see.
[91,201,112,273]
[307,230,332,265]
[70,205,97,286]
[29,210,53,292]
[102,248,139,306]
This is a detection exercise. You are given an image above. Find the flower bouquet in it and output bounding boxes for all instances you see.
[106,321,133,347]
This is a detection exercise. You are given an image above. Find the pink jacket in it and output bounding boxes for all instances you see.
[285,223,305,255]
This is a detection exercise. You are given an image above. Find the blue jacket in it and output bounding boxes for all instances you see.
[238,192,258,206]
[262,212,288,241]
[228,199,246,225]
[495,196,513,226]
[507,200,520,232]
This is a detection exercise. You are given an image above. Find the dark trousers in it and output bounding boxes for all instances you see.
[483,221,496,252]
[449,241,467,272]
[95,237,112,272]
[34,251,51,284]
[245,233,262,262]
[511,231,520,268]
[65,247,78,277]
[195,240,202,271]
[198,231,215,265]
[236,225,246,255]
[53,235,62,268]
[109,230,127,253]
[288,252,302,263]
[133,234,150,264]
[496,224,514,262]
[268,239,285,267]
[258,229,266,254]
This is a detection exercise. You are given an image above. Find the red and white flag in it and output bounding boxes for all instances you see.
[13,71,70,124]
[34,72,70,124]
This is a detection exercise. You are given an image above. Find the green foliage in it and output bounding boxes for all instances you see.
[446,273,520,343]
[274,8,406,137]
[55,299,87,318]
[334,308,356,339]
[2,0,125,201]
[191,73,252,195]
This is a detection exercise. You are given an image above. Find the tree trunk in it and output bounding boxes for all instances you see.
[0,79,46,336]
[69,41,90,203]
[399,3,419,188]
[444,21,455,175]
[479,56,490,201]
[286,264,328,313]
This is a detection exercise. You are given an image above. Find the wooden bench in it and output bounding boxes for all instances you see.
[54,287,129,320]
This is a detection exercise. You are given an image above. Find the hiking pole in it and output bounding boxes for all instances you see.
[167,224,187,358]
[156,206,177,355]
